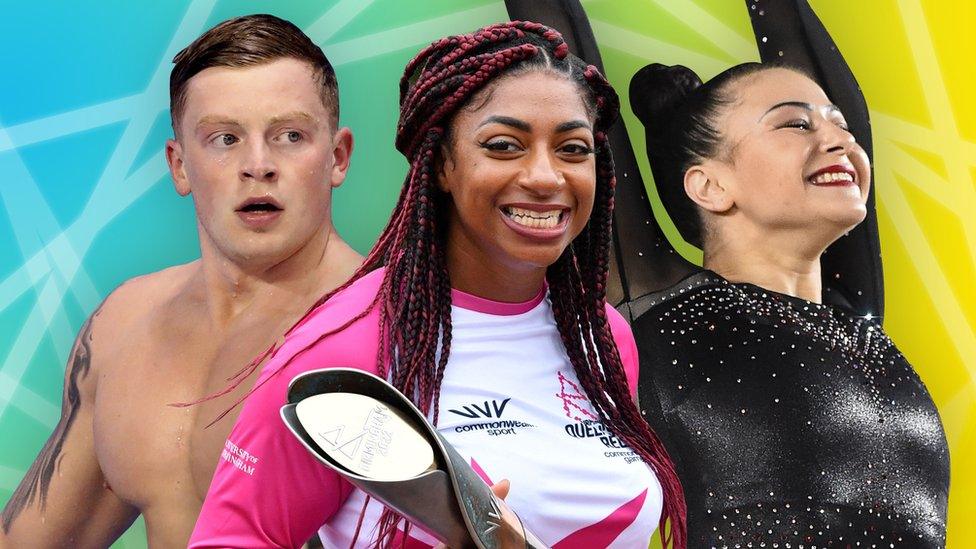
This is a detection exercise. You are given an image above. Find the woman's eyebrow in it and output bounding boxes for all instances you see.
[761,101,841,120]
[555,120,592,133]
[478,115,530,132]
[476,116,592,134]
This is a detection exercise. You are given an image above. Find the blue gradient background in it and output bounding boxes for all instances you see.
[1,1,972,546]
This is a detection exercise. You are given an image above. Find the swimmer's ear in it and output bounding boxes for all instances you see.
[166,138,191,197]
[684,162,733,214]
[329,127,354,189]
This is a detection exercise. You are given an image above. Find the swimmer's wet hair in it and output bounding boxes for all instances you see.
[169,14,338,134]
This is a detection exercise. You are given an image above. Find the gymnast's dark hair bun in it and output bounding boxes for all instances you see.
[629,63,711,249]
[629,63,702,133]
[629,61,775,249]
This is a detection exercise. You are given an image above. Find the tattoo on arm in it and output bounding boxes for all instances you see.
[1,304,103,532]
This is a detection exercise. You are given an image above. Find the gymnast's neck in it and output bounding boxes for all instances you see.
[701,224,827,303]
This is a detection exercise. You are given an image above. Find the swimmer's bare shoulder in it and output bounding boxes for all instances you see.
[0,262,198,548]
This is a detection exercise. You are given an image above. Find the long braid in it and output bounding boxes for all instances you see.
[538,62,687,546]
[547,119,687,546]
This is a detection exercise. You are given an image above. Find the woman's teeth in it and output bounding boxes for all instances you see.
[505,206,563,229]
[810,171,854,184]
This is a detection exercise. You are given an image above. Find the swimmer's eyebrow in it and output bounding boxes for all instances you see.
[477,116,592,133]
[195,115,241,129]
[761,101,841,119]
[195,111,317,129]
[267,111,317,126]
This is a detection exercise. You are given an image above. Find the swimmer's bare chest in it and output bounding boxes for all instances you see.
[90,306,292,545]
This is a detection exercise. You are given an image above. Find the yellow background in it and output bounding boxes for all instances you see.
[583,0,975,545]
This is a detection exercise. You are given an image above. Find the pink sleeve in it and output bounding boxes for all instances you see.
[606,304,640,398]
[189,347,353,548]
[191,275,383,548]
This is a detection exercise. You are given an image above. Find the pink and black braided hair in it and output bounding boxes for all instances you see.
[197,20,686,548]
[366,20,684,547]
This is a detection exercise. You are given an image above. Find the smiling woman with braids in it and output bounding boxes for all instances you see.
[190,21,686,549]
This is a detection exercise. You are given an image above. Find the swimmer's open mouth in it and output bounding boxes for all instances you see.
[237,197,283,212]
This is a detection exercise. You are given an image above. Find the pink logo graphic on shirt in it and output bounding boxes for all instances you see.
[391,530,435,549]
[556,371,597,421]
[470,458,649,549]
[552,488,649,548]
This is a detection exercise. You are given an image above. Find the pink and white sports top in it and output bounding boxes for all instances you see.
[190,269,662,549]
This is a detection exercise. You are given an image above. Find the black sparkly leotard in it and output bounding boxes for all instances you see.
[630,271,949,547]
[503,0,952,545]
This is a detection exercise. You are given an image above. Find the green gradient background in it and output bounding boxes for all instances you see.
[0,1,971,547]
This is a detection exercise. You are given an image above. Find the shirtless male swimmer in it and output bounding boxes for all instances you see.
[0,14,362,547]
